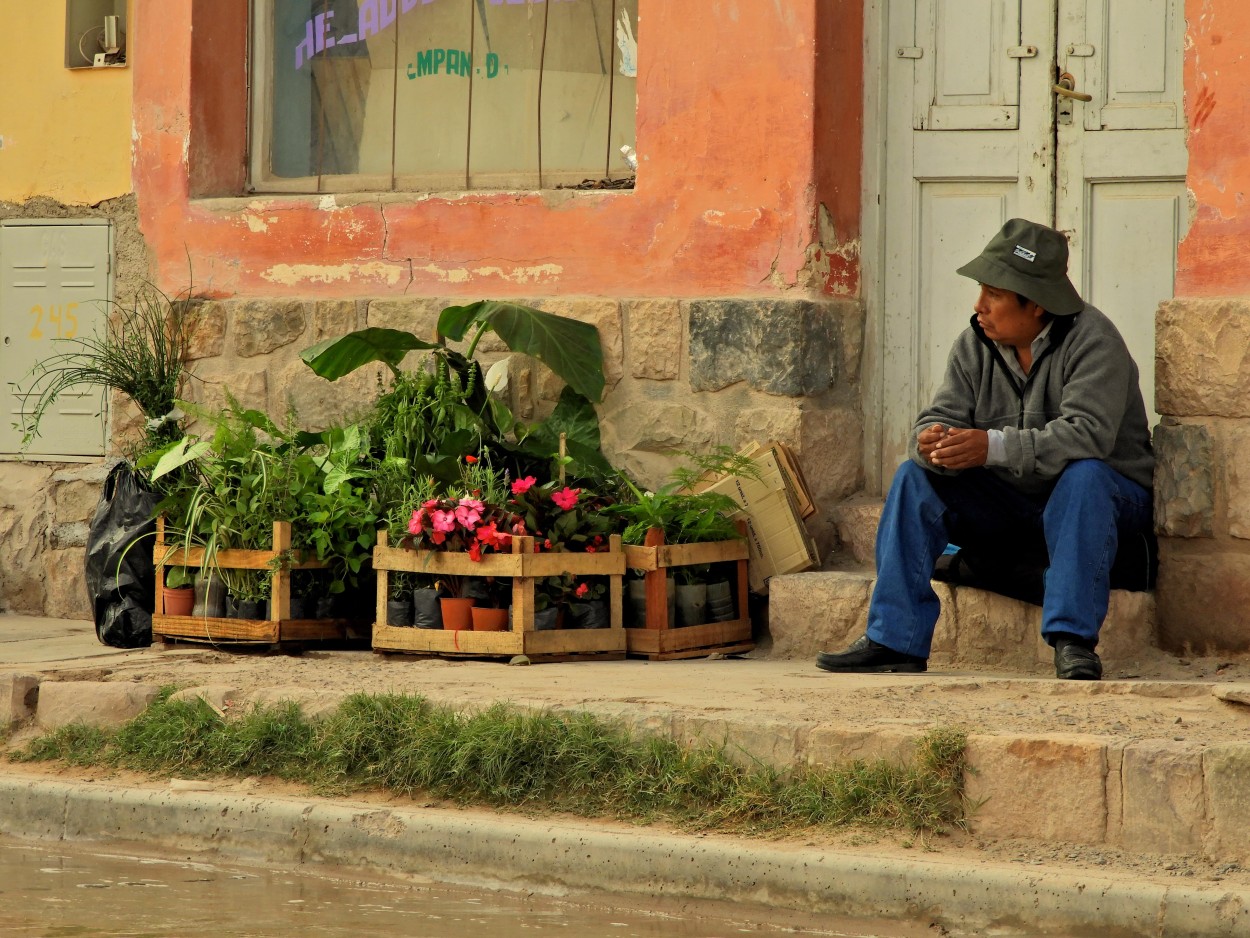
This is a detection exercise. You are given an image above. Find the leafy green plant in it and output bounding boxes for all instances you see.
[610,448,761,547]
[301,302,615,486]
[16,281,195,450]
[164,566,195,589]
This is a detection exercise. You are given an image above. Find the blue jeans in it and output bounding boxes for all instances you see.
[867,459,1153,657]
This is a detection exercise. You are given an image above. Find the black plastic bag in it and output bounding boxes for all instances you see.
[84,462,159,648]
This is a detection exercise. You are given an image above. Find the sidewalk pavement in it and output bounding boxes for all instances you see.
[2,614,1250,936]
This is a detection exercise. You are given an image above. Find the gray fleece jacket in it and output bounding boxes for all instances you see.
[909,304,1154,495]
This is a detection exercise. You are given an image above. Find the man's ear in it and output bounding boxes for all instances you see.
[1027,299,1047,320]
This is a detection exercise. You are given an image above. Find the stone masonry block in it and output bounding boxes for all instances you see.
[365,297,447,344]
[688,299,840,397]
[625,298,681,380]
[1202,743,1250,864]
[233,299,308,358]
[311,299,360,342]
[831,496,882,566]
[767,571,872,659]
[1155,543,1250,655]
[184,301,226,360]
[0,672,40,725]
[270,358,379,431]
[1116,741,1206,855]
[42,547,90,620]
[803,726,919,770]
[1153,423,1215,537]
[36,681,161,730]
[965,734,1108,843]
[1225,425,1250,539]
[1157,297,1250,417]
[53,480,101,525]
[671,715,806,771]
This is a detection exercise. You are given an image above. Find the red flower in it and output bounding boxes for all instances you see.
[468,540,482,562]
[551,486,581,510]
[464,454,478,464]
[585,545,597,553]
[511,475,537,495]
[574,582,589,599]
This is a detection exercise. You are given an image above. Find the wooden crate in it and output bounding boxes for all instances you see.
[371,530,626,661]
[151,517,363,645]
[622,527,754,660]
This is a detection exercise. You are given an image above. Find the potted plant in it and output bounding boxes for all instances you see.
[470,577,511,632]
[399,457,520,630]
[162,565,196,616]
[387,571,415,627]
[567,578,610,629]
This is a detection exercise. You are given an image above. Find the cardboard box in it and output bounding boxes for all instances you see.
[694,443,820,593]
[736,441,816,519]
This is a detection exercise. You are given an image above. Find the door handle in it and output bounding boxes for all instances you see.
[1053,72,1093,102]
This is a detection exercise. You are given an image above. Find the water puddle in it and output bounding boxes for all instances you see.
[0,838,923,937]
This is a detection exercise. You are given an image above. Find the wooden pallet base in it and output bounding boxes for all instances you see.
[371,622,626,660]
[625,618,754,660]
[153,614,364,645]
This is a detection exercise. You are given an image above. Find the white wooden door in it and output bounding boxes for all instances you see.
[0,221,112,457]
[878,0,1186,486]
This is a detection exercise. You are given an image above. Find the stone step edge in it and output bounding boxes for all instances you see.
[2,774,1245,937]
[5,676,1242,865]
[767,571,1156,675]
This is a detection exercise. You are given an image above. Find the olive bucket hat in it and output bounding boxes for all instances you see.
[956,218,1084,316]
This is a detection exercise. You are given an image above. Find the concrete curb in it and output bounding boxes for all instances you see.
[0,775,1246,937]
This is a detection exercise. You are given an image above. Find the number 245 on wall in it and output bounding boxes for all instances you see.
[28,303,79,340]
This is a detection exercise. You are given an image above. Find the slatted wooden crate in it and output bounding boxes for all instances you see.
[622,527,753,660]
[151,516,363,645]
[371,530,627,661]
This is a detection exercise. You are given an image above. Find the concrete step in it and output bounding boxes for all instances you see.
[830,494,884,566]
[768,570,1156,676]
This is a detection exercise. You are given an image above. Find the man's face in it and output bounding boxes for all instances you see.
[974,284,1045,348]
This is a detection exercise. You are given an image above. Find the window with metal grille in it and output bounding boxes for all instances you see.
[250,0,638,192]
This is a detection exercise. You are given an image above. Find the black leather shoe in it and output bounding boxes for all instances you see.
[1053,636,1102,681]
[816,634,927,673]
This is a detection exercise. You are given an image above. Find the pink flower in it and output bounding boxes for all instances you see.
[422,499,440,510]
[574,582,589,598]
[511,476,537,495]
[551,487,581,510]
[455,498,484,528]
[407,509,425,536]
[432,509,457,533]
[511,520,528,536]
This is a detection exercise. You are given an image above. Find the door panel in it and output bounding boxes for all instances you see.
[914,0,1022,129]
[1078,0,1185,131]
[0,221,111,457]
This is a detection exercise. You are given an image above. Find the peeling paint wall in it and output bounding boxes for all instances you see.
[1177,0,1250,295]
[133,0,862,301]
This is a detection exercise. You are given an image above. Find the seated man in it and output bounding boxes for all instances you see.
[817,218,1154,680]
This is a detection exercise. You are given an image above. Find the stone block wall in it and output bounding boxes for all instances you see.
[1154,297,1250,653]
[0,294,863,617]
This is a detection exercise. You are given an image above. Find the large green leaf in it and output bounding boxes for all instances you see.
[150,437,212,481]
[518,387,613,479]
[301,328,440,381]
[439,301,605,402]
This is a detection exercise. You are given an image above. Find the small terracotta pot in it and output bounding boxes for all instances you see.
[471,606,509,631]
[440,597,475,631]
[162,586,195,617]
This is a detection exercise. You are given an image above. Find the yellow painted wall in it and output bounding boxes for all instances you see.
[0,0,133,204]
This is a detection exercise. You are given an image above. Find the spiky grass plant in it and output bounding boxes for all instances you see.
[18,281,194,450]
[11,690,970,835]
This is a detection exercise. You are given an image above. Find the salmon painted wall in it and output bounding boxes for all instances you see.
[132,0,861,300]
[0,1,133,205]
[1178,0,1250,296]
